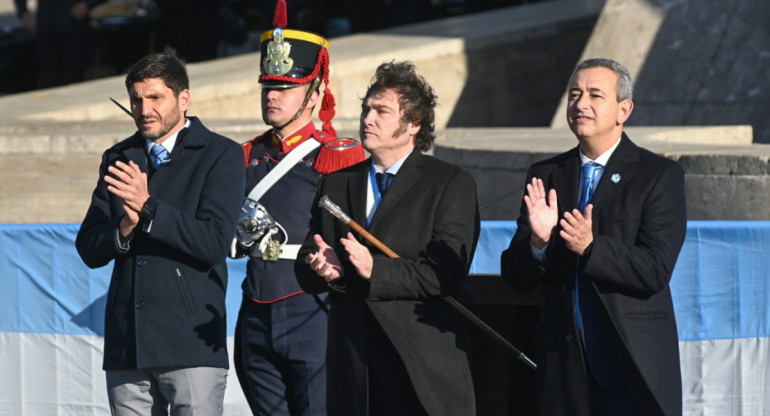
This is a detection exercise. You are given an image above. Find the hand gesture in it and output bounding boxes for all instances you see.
[305,234,344,282]
[105,160,149,236]
[105,160,150,213]
[340,232,374,279]
[560,204,594,255]
[524,177,558,249]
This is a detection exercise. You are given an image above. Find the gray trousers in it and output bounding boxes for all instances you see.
[106,367,228,416]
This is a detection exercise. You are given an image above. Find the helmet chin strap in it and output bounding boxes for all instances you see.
[275,77,322,132]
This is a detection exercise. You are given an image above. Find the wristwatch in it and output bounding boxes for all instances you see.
[139,197,158,221]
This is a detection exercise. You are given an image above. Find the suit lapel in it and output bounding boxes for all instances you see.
[164,118,203,168]
[369,151,423,226]
[590,134,639,211]
[553,147,581,212]
[122,136,150,173]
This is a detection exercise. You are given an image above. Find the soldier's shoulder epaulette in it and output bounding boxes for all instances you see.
[313,132,366,174]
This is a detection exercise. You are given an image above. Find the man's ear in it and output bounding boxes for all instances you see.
[617,98,633,125]
[407,121,420,137]
[178,89,191,112]
[306,88,320,110]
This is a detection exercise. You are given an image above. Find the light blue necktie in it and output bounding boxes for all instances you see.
[149,144,169,170]
[578,162,603,211]
[574,161,624,386]
[575,162,603,335]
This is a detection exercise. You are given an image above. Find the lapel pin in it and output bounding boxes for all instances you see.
[611,173,621,183]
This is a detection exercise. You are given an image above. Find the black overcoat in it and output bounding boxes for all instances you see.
[295,151,480,416]
[76,117,244,370]
[501,133,686,416]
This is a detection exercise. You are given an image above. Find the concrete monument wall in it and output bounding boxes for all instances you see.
[552,0,770,144]
[0,0,769,224]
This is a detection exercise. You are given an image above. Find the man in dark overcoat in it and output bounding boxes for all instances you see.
[76,52,244,415]
[295,61,481,416]
[501,58,686,416]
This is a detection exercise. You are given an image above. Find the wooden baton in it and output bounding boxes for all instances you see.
[318,195,536,370]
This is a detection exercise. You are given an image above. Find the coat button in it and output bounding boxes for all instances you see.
[136,301,145,309]
[565,334,573,342]
[560,285,566,293]
[137,260,147,267]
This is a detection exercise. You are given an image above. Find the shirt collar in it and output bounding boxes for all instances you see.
[146,118,190,153]
[579,136,621,167]
[369,151,411,177]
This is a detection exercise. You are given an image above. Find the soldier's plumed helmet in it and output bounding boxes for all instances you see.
[259,28,330,89]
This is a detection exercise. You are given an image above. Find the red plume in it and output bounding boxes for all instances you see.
[319,87,337,138]
[312,50,365,173]
[317,50,337,138]
[273,0,287,29]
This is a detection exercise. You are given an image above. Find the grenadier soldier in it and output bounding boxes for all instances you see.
[229,1,365,415]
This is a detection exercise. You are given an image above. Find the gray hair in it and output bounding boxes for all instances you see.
[568,58,633,102]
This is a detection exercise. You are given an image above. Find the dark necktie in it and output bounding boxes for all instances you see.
[375,172,394,196]
[149,144,169,170]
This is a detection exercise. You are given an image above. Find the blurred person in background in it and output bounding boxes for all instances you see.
[14,0,107,88]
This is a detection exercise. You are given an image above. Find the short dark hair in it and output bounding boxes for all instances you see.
[125,53,189,95]
[364,61,437,152]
